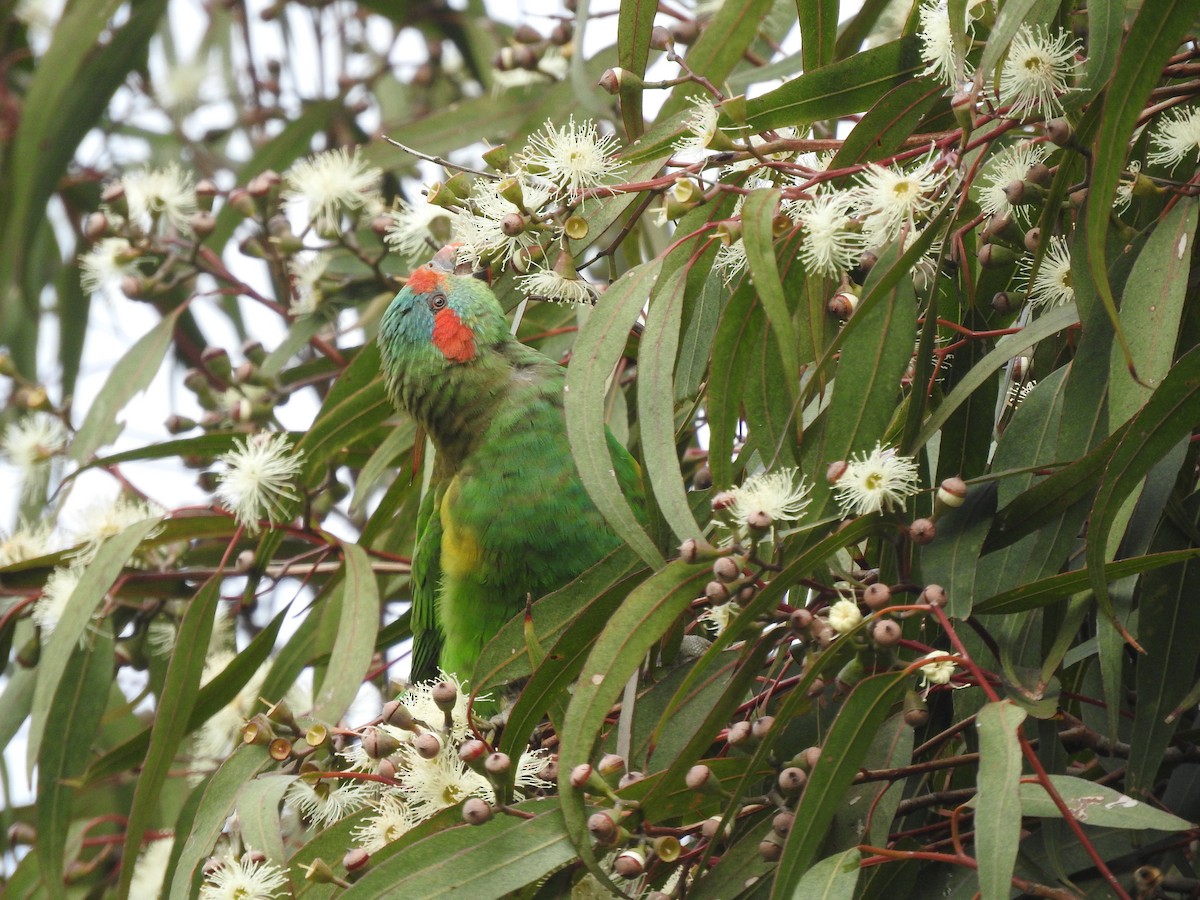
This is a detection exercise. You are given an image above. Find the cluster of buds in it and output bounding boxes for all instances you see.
[172,341,283,439]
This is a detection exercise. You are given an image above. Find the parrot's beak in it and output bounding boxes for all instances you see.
[430,244,475,276]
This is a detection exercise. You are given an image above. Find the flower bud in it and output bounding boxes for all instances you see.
[1024,226,1042,254]
[789,607,813,633]
[459,738,490,768]
[685,763,715,791]
[777,766,807,795]
[991,291,1013,314]
[862,583,891,610]
[382,699,417,731]
[871,618,902,648]
[978,243,1017,268]
[191,211,217,237]
[922,583,948,607]
[649,25,673,51]
[692,463,713,490]
[1044,117,1073,147]
[700,815,731,841]
[618,770,645,790]
[908,518,937,545]
[462,797,493,825]
[598,753,626,778]
[726,719,754,747]
[751,716,775,741]
[360,726,401,760]
[485,751,512,778]
[432,680,458,711]
[613,849,645,879]
[413,732,443,759]
[772,811,794,837]
[343,847,370,872]
[826,460,847,484]
[588,810,620,843]
[704,580,731,606]
[903,690,930,727]
[937,477,968,508]
[827,290,858,319]
[759,837,783,861]
[570,763,595,790]
[710,556,739,585]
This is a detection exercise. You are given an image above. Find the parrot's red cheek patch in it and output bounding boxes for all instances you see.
[406,267,445,295]
[432,308,476,362]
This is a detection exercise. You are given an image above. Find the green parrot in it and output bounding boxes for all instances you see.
[379,247,642,684]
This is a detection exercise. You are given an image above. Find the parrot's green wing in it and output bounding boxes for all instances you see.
[410,478,445,683]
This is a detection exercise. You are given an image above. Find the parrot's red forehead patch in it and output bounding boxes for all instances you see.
[406,266,445,295]
[432,307,476,362]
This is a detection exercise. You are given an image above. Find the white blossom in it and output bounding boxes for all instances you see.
[199,855,289,900]
[32,565,81,636]
[790,191,865,277]
[834,442,921,517]
[516,266,598,305]
[287,252,332,317]
[997,25,1081,121]
[1021,235,1074,308]
[674,95,721,162]
[977,142,1051,219]
[726,467,813,527]
[401,745,493,818]
[384,198,453,258]
[129,837,174,899]
[1114,160,1141,212]
[853,156,946,245]
[918,651,957,686]
[381,673,480,745]
[827,599,864,634]
[121,162,197,233]
[353,793,418,853]
[2,413,67,500]
[283,147,382,233]
[285,777,373,828]
[713,238,748,284]
[700,601,742,638]
[0,520,55,567]
[70,495,164,565]
[81,237,140,294]
[918,1,972,87]
[522,116,623,197]
[214,431,305,533]
[452,176,554,266]
[1148,105,1200,170]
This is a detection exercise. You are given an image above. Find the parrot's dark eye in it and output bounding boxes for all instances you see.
[429,293,447,310]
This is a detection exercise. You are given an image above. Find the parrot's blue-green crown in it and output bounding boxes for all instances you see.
[379,248,509,372]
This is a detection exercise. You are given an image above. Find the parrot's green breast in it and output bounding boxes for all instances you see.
[379,258,644,685]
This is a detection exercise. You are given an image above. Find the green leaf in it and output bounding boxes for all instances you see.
[341,799,575,898]
[238,775,294,864]
[312,542,380,723]
[36,627,113,891]
[81,602,289,788]
[565,260,664,567]
[1015,776,1193,832]
[1082,0,1193,374]
[973,548,1200,615]
[797,0,839,70]
[830,77,944,167]
[746,38,924,131]
[772,671,909,897]
[1087,344,1200,626]
[639,251,705,544]
[69,307,184,463]
[29,517,162,774]
[742,189,800,396]
[558,561,710,891]
[168,746,273,898]
[975,700,1027,900]
[1109,199,1197,430]
[116,574,223,898]
[792,848,863,899]
[616,0,654,139]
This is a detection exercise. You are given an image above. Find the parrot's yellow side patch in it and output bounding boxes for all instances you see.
[438,477,483,579]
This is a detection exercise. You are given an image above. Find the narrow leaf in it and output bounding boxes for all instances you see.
[312,542,380,723]
[975,701,1027,900]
